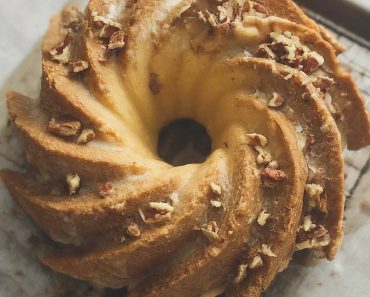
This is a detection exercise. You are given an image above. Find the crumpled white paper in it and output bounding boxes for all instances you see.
[0,1,369,297]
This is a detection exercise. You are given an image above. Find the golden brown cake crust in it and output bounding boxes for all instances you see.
[1,0,369,296]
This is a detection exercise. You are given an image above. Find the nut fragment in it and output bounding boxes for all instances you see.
[296,225,330,250]
[234,264,248,284]
[302,215,316,232]
[246,133,267,147]
[249,255,263,269]
[91,12,123,39]
[255,146,273,166]
[48,116,82,138]
[169,192,179,206]
[149,202,175,213]
[126,220,141,237]
[98,182,115,198]
[260,244,276,257]
[210,182,223,195]
[267,160,279,169]
[305,183,324,208]
[257,31,324,74]
[261,168,287,187]
[257,210,270,226]
[66,173,80,195]
[69,60,89,74]
[50,34,72,64]
[140,202,174,224]
[211,200,223,208]
[200,221,220,242]
[314,76,335,93]
[198,10,218,27]
[268,92,285,108]
[76,128,96,145]
[108,30,126,50]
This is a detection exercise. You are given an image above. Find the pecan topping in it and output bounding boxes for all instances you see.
[200,221,220,242]
[66,173,80,195]
[169,193,179,206]
[76,128,96,145]
[234,252,264,284]
[198,10,218,27]
[50,34,72,64]
[296,223,330,250]
[98,182,115,198]
[246,133,267,147]
[261,168,287,187]
[305,183,323,208]
[126,220,141,237]
[234,264,248,284]
[108,30,126,50]
[257,31,325,74]
[48,116,82,138]
[139,202,174,224]
[257,210,270,226]
[255,146,273,166]
[210,182,223,195]
[69,60,89,74]
[314,76,335,93]
[260,244,276,257]
[91,12,123,40]
[267,160,279,169]
[249,255,263,269]
[268,92,285,108]
[300,56,321,73]
[211,200,223,208]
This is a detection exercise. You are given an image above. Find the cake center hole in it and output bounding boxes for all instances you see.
[157,118,212,166]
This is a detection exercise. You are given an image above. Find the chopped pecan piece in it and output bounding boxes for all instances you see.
[267,160,279,169]
[268,92,285,108]
[76,128,96,145]
[91,12,123,39]
[255,146,273,166]
[126,220,141,237]
[305,183,324,208]
[296,224,330,250]
[108,30,126,50]
[211,200,223,208]
[210,182,223,195]
[140,202,174,224]
[200,221,220,242]
[98,182,115,198]
[49,34,72,64]
[169,193,179,206]
[234,264,248,284]
[314,76,335,93]
[66,173,80,195]
[257,210,270,226]
[246,133,268,147]
[249,255,263,269]
[261,168,287,187]
[260,244,276,257]
[48,116,82,138]
[300,55,322,73]
[69,60,89,74]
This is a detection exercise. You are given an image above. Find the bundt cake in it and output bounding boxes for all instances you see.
[1,0,370,296]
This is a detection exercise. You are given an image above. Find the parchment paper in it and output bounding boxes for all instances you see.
[0,1,369,296]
